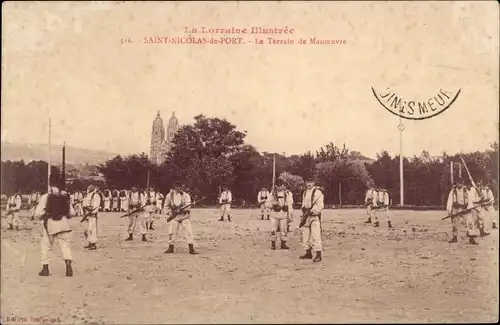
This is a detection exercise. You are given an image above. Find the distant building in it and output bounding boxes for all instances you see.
[150,111,179,165]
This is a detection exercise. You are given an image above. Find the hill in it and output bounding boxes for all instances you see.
[1,141,118,166]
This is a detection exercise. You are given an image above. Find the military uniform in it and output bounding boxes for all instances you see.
[266,181,293,250]
[125,188,147,241]
[82,186,101,250]
[446,182,478,244]
[120,190,129,212]
[112,190,120,212]
[364,188,375,224]
[102,189,112,212]
[469,185,490,239]
[257,188,270,220]
[300,180,325,262]
[144,189,157,231]
[6,193,22,230]
[34,186,74,277]
[156,191,164,214]
[219,187,232,222]
[164,184,198,255]
[372,188,392,228]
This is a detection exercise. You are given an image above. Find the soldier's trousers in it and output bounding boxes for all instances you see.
[366,206,373,219]
[220,204,231,218]
[466,209,480,237]
[270,216,288,242]
[7,212,20,228]
[168,218,194,245]
[302,219,322,252]
[84,216,98,243]
[41,230,72,265]
[260,204,270,219]
[75,204,83,216]
[128,213,147,235]
[373,207,390,223]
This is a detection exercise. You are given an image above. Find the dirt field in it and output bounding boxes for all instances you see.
[1,208,498,324]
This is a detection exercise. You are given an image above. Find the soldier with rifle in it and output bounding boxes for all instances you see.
[218,184,232,222]
[35,180,75,277]
[299,177,324,263]
[266,179,293,250]
[364,187,376,224]
[82,185,101,250]
[124,187,148,242]
[144,187,157,231]
[469,180,490,238]
[257,186,270,220]
[163,181,199,255]
[6,192,22,230]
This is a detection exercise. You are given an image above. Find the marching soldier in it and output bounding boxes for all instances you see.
[144,188,157,231]
[299,177,324,262]
[82,185,101,250]
[371,188,392,228]
[470,180,490,238]
[34,183,74,277]
[364,187,375,224]
[266,179,294,250]
[163,181,198,255]
[6,192,22,230]
[218,184,232,222]
[119,189,129,212]
[72,190,84,216]
[124,187,147,241]
[155,189,164,215]
[257,187,270,220]
[482,182,497,229]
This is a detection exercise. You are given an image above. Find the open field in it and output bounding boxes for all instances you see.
[1,208,498,324]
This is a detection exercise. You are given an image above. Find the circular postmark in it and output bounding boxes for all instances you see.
[371,87,461,120]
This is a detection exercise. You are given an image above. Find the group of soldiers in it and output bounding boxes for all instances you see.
[3,173,497,277]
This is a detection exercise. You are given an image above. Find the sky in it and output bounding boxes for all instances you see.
[2,1,499,159]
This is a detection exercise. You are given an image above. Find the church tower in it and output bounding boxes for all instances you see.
[166,111,179,152]
[150,111,165,165]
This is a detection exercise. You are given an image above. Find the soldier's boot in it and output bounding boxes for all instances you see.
[88,243,97,250]
[271,241,276,250]
[149,221,155,230]
[142,234,147,242]
[300,248,313,259]
[84,242,92,249]
[15,226,19,231]
[65,260,73,277]
[364,217,372,224]
[493,222,498,229]
[480,228,490,237]
[374,221,380,228]
[388,221,393,229]
[228,216,231,222]
[218,217,224,221]
[8,224,14,230]
[39,264,49,276]
[468,236,479,245]
[448,235,458,243]
[164,244,174,254]
[188,244,198,255]
[260,216,264,220]
[287,225,291,233]
[266,216,270,220]
[125,233,133,241]
[281,240,289,250]
[313,251,322,263]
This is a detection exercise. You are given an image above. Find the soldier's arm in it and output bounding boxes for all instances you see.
[184,194,192,211]
[228,191,232,203]
[446,191,453,214]
[34,194,48,219]
[91,195,101,213]
[288,193,294,218]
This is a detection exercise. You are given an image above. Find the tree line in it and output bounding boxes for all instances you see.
[1,114,498,207]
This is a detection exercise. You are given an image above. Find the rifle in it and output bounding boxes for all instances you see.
[80,206,96,223]
[442,201,494,220]
[166,197,206,222]
[298,193,322,228]
[119,203,148,219]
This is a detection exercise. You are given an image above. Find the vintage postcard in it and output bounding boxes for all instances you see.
[1,1,498,324]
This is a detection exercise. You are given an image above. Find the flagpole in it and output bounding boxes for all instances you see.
[48,118,52,191]
[398,115,404,206]
[272,153,276,191]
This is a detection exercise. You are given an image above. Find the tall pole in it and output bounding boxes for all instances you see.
[450,161,454,185]
[47,118,52,191]
[398,115,404,205]
[62,141,66,190]
[339,182,342,206]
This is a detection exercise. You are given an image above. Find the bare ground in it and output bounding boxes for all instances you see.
[1,208,498,324]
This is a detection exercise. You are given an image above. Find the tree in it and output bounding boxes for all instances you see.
[278,172,305,202]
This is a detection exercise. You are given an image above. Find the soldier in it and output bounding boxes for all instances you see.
[364,187,375,224]
[34,183,74,277]
[266,179,294,250]
[119,189,129,212]
[446,179,478,244]
[102,189,112,212]
[482,182,497,229]
[144,187,157,231]
[257,187,270,220]
[163,181,198,255]
[374,188,392,228]
[299,177,324,262]
[470,180,490,238]
[6,192,22,230]
[155,189,164,216]
[285,186,295,232]
[124,187,147,241]
[82,185,101,250]
[112,189,120,212]
[218,184,232,222]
